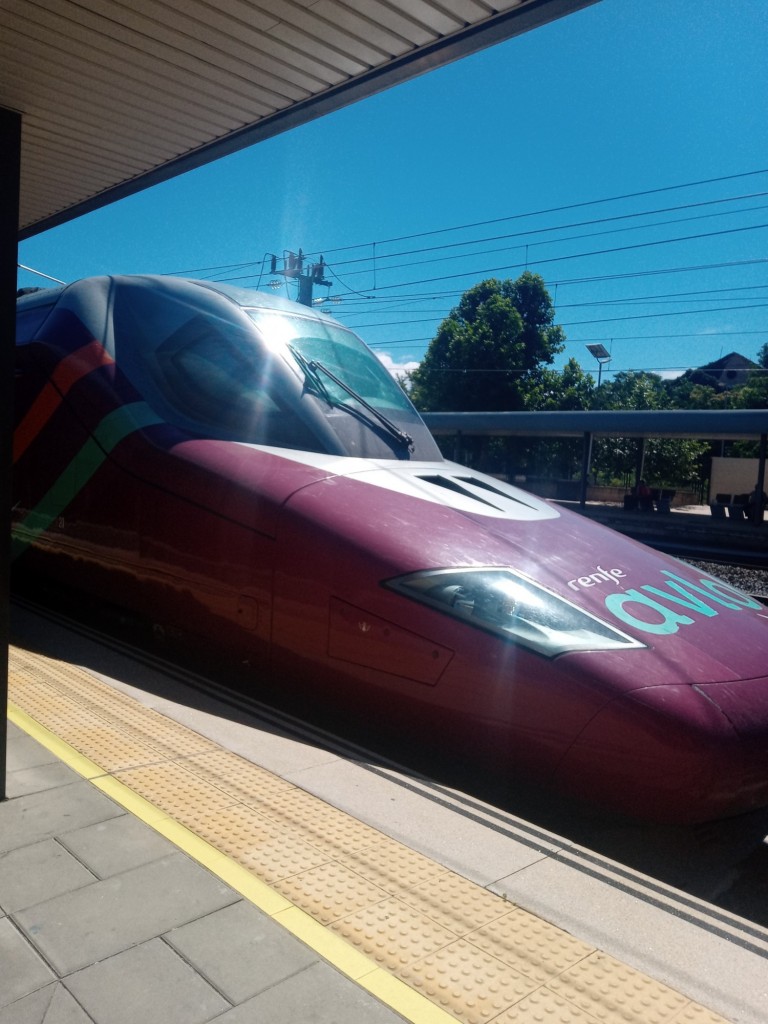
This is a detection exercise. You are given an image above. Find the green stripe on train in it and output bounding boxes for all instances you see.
[11,403,163,562]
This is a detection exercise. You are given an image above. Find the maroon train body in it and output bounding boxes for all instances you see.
[12,275,768,823]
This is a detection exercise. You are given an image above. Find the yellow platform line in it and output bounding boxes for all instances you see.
[8,646,733,1024]
[7,696,458,1024]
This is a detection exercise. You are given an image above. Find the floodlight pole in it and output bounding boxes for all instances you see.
[586,343,611,395]
[584,344,611,494]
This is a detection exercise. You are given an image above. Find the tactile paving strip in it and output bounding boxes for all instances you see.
[180,748,296,803]
[9,647,216,766]
[492,987,603,1023]
[245,785,385,854]
[114,761,243,820]
[336,835,451,895]
[8,645,734,1024]
[547,952,689,1023]
[397,938,539,1024]
[401,871,516,936]
[331,896,460,972]
[190,803,331,884]
[468,910,595,985]
[273,859,393,925]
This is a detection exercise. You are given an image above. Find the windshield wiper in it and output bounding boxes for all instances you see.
[288,345,414,452]
[310,359,415,452]
[288,345,332,404]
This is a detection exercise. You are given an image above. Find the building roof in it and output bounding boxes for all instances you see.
[689,351,760,389]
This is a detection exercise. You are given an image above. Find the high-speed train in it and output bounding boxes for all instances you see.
[12,275,768,823]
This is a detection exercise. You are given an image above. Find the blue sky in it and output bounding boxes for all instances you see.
[17,0,768,384]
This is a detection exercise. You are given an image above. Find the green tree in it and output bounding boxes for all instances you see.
[512,359,596,479]
[407,273,565,412]
[526,357,595,411]
[732,368,768,410]
[641,438,709,489]
[591,371,708,488]
[663,375,722,410]
[599,370,668,411]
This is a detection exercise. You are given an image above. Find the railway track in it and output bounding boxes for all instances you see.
[679,556,768,602]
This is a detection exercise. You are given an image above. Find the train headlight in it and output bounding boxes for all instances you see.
[385,568,646,657]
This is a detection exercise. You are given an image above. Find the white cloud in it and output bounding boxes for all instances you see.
[376,352,420,381]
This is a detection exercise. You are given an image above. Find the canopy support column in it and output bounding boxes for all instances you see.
[753,432,767,526]
[580,431,592,508]
[634,437,647,489]
[1,106,21,801]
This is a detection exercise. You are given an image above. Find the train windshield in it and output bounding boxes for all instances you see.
[245,309,412,413]
[110,277,439,459]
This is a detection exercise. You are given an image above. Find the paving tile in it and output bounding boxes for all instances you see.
[0,983,95,1024]
[491,987,602,1023]
[272,860,390,925]
[399,871,510,936]
[165,900,317,1004]
[489,854,762,1021]
[0,917,54,1008]
[397,937,537,1024]
[330,895,458,972]
[190,803,330,884]
[466,908,594,984]
[0,838,95,914]
[547,951,688,1023]
[208,961,404,1023]
[6,762,82,799]
[334,834,449,895]
[0,781,122,854]
[65,937,229,1024]
[5,730,57,772]
[58,813,174,878]
[14,852,239,975]
[113,761,240,820]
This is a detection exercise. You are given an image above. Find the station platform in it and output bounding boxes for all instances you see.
[3,605,768,1024]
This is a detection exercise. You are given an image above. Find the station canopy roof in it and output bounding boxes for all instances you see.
[2,0,595,240]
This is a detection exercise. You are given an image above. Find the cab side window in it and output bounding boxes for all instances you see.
[156,314,279,427]
[112,282,323,450]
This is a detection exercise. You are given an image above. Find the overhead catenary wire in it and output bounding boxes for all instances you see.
[332,257,768,306]
[394,364,768,376]
[342,285,768,328]
[314,168,768,254]
[205,198,767,288]
[367,328,768,348]
[209,222,767,327]
[349,302,768,333]
[165,168,768,280]
[149,169,768,379]
[296,196,768,280]
[321,222,768,295]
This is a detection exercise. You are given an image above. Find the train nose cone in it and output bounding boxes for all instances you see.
[551,678,768,823]
[693,675,768,737]
[689,675,768,814]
